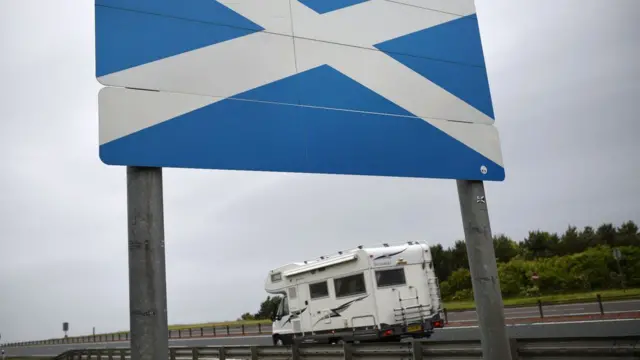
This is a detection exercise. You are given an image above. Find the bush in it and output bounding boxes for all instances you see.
[619,246,640,287]
[439,280,453,300]
[498,259,533,297]
[452,288,474,301]
[447,268,472,294]
[442,245,640,300]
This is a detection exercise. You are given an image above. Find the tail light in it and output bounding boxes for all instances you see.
[433,320,443,328]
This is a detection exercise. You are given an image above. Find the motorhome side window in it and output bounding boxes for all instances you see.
[375,268,406,287]
[309,281,329,299]
[270,272,282,283]
[288,287,297,299]
[334,273,366,298]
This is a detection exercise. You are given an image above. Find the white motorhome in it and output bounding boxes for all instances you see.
[264,241,444,345]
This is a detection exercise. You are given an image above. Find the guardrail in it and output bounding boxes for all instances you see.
[2,293,638,348]
[50,336,640,360]
[1,323,273,348]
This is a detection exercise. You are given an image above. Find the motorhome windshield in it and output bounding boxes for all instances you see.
[276,295,289,318]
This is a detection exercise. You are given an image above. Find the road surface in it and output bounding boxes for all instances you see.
[446,299,640,323]
[4,318,640,358]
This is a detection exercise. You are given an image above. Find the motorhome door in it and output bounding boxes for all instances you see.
[286,285,308,335]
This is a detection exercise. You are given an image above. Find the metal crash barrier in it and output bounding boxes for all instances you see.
[50,336,640,360]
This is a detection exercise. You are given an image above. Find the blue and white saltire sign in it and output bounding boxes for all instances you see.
[95,0,505,181]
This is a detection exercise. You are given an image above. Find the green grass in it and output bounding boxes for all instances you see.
[443,288,640,311]
[168,319,271,330]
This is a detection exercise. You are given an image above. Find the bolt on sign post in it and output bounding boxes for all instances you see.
[94,0,509,359]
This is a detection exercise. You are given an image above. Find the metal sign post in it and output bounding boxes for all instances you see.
[126,166,169,360]
[457,180,512,360]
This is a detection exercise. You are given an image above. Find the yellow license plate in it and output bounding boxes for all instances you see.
[407,324,422,332]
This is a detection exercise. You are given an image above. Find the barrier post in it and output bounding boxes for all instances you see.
[537,300,544,318]
[411,340,423,360]
[597,294,604,315]
[509,339,520,360]
[291,342,300,360]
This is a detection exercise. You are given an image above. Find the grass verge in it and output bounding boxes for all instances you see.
[168,319,271,331]
[444,288,640,311]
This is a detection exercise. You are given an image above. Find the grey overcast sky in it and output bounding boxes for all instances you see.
[1,0,639,344]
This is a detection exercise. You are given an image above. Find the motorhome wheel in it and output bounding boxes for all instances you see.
[273,336,283,346]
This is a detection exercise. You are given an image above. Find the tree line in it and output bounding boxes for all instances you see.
[238,296,281,321]
[435,220,640,300]
[242,220,639,318]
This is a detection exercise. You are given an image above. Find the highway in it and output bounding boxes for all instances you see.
[447,299,640,323]
[5,318,640,358]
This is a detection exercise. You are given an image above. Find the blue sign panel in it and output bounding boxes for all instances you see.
[95,0,505,181]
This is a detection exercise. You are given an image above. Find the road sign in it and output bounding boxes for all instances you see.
[95,0,505,181]
[613,248,622,260]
